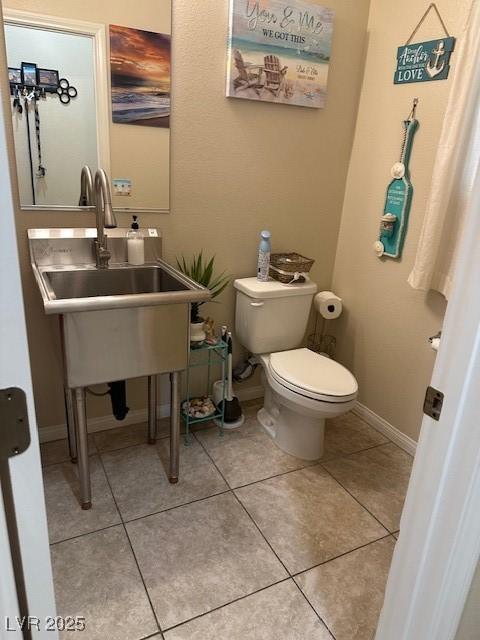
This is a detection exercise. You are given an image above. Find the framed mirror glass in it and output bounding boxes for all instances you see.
[3,2,171,212]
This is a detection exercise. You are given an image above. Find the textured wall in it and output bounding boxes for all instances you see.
[1,0,371,431]
[330,0,470,441]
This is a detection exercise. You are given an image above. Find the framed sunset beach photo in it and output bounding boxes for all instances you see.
[109,24,171,127]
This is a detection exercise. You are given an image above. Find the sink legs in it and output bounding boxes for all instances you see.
[64,387,78,463]
[147,375,158,444]
[69,373,180,509]
[73,387,91,510]
[169,371,180,484]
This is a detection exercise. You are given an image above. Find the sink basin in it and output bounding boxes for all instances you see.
[28,228,210,314]
[44,265,189,300]
[28,227,211,386]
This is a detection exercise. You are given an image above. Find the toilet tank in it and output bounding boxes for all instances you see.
[234,277,317,354]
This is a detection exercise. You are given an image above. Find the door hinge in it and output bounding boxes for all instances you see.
[423,386,444,421]
[0,388,31,460]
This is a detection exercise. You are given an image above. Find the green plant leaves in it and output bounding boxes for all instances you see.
[176,252,230,301]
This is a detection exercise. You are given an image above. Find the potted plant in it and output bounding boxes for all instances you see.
[176,253,229,342]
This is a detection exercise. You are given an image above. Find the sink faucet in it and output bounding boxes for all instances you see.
[94,169,117,269]
[78,166,94,206]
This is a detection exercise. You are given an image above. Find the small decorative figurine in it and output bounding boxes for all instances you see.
[203,317,217,345]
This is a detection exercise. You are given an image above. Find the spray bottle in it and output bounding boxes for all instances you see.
[257,230,271,282]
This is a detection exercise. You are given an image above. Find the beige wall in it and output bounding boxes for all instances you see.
[1,0,371,432]
[330,0,469,441]
[5,0,171,209]
[455,561,480,640]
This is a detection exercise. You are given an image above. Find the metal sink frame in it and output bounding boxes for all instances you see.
[28,228,210,509]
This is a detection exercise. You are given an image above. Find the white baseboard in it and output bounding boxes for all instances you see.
[39,403,172,444]
[38,385,264,444]
[353,401,417,456]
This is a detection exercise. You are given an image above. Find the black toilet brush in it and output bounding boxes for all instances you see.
[218,332,244,428]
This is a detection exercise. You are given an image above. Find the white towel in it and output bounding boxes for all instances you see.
[408,1,480,299]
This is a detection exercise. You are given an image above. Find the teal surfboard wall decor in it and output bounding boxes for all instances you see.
[394,37,455,84]
[374,114,419,260]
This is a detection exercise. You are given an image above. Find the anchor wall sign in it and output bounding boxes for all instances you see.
[394,37,455,84]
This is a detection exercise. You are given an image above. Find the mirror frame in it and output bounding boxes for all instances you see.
[4,8,170,214]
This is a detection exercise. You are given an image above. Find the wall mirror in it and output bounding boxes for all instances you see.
[3,1,171,212]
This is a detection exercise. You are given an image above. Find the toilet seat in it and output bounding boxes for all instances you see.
[267,348,358,403]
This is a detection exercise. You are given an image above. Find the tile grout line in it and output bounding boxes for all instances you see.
[48,430,396,545]
[319,463,396,534]
[97,453,164,639]
[292,580,338,640]
[42,416,391,470]
[192,434,292,573]
[161,577,291,634]
[140,632,164,640]
[195,429,399,638]
[291,532,394,579]
[194,433,392,492]
[192,432,338,636]
[45,414,398,636]
[49,465,230,547]
[48,478,393,635]
[196,428,394,534]
[49,521,123,547]
[220,438,390,493]
[41,427,174,468]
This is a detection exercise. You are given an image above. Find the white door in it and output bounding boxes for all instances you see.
[376,166,480,637]
[0,77,57,636]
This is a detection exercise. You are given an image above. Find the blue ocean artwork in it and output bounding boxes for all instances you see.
[111,88,170,124]
[226,0,334,108]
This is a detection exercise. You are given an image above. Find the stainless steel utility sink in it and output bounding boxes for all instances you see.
[29,228,209,315]
[44,265,189,300]
[37,261,200,314]
[28,228,210,383]
[28,227,211,508]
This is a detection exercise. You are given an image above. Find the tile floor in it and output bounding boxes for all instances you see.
[41,403,412,640]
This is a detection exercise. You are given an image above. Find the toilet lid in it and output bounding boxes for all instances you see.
[269,348,358,402]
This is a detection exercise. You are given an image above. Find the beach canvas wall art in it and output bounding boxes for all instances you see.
[226,0,334,108]
[109,24,170,127]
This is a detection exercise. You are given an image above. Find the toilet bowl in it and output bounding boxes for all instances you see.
[234,277,358,460]
[257,349,357,460]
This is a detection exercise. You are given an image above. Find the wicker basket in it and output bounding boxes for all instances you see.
[269,252,315,284]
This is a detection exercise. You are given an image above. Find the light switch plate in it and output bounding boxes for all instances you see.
[112,178,132,196]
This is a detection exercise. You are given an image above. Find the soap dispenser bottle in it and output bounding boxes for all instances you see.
[127,215,145,265]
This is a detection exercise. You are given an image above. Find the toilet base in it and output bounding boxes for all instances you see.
[257,385,325,461]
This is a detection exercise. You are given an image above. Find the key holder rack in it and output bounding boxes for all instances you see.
[9,62,78,105]
[8,62,78,205]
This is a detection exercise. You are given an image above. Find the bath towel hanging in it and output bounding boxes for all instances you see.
[408,0,480,298]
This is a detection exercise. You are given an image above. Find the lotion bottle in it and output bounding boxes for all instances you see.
[257,230,271,281]
[127,215,145,265]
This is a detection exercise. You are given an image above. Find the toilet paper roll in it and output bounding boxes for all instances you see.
[314,291,343,320]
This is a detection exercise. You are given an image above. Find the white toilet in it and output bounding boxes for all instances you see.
[234,277,358,460]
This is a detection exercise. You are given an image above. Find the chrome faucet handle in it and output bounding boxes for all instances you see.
[95,241,111,269]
